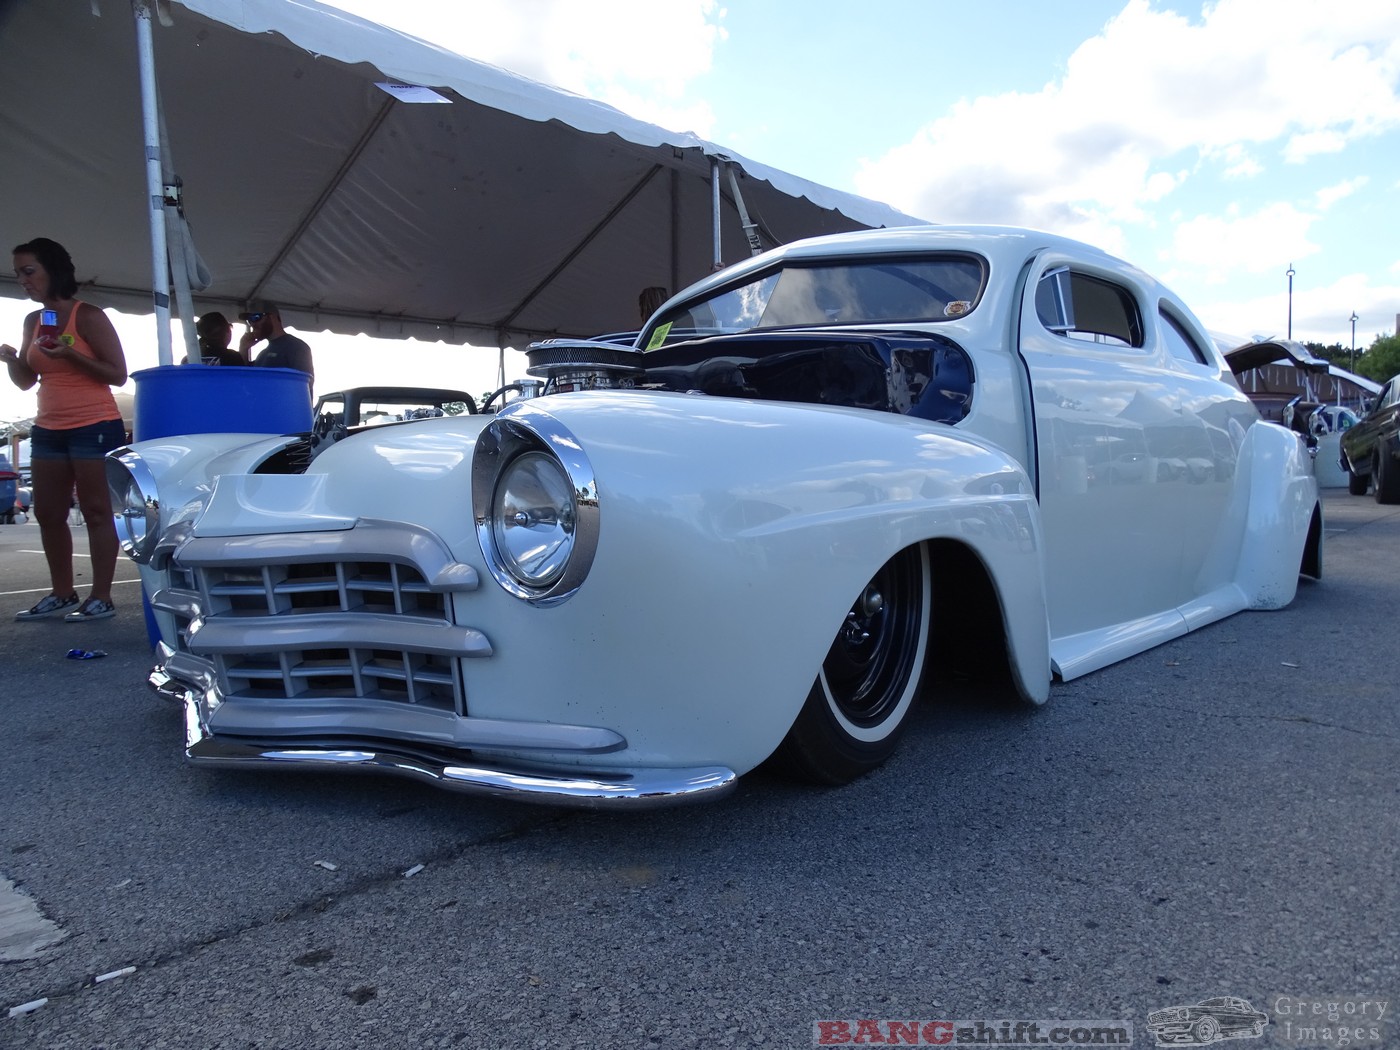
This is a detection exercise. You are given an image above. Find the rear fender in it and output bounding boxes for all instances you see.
[1230,422,1321,608]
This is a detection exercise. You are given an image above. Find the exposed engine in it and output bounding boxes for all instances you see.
[525,339,647,393]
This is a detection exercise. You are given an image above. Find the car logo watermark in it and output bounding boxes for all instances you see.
[1147,996,1268,1045]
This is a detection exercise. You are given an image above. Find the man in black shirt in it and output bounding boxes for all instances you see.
[238,300,313,381]
[193,312,247,366]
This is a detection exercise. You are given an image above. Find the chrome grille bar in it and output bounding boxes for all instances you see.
[158,520,489,715]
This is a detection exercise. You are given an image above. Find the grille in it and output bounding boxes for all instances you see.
[203,559,447,618]
[220,642,459,709]
[162,527,486,715]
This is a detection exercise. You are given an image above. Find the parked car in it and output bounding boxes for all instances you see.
[1222,337,1365,488]
[0,450,22,524]
[1146,996,1269,1044]
[0,469,18,525]
[311,385,477,452]
[105,226,1322,807]
[1339,373,1400,501]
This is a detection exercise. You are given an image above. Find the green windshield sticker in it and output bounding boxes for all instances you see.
[645,322,673,350]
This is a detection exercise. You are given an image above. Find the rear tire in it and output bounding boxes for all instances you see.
[1347,465,1368,495]
[1375,449,1400,504]
[774,546,930,785]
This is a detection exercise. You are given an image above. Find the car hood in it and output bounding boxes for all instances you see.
[1224,338,1330,376]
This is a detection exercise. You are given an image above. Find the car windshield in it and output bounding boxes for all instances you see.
[643,254,986,348]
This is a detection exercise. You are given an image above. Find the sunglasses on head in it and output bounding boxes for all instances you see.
[244,312,265,323]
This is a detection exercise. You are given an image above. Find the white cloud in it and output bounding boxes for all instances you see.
[1284,129,1348,161]
[1166,202,1319,282]
[322,0,726,135]
[1315,177,1369,210]
[853,0,1400,238]
[1199,272,1400,346]
[1210,144,1263,179]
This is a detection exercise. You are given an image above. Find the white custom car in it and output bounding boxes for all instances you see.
[107,226,1322,807]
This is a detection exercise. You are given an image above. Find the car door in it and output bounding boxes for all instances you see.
[1015,251,1246,677]
[1349,378,1399,466]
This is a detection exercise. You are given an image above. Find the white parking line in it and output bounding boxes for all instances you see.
[1,578,143,598]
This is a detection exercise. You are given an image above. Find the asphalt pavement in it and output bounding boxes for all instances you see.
[0,489,1395,1049]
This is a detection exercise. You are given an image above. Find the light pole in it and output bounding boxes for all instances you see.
[1286,264,1296,340]
[1350,311,1358,373]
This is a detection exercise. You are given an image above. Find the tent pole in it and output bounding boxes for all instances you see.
[158,103,201,364]
[133,0,174,367]
[162,190,199,363]
[725,164,763,256]
[670,169,680,296]
[710,158,722,270]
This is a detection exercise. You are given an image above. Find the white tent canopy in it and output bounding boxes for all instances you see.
[0,0,923,352]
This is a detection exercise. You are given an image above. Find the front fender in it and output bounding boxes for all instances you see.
[463,392,1051,773]
[118,432,311,526]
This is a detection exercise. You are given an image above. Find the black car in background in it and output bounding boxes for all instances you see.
[1340,373,1400,501]
[310,385,478,453]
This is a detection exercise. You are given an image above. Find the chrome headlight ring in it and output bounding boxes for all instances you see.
[472,405,599,606]
[105,447,161,563]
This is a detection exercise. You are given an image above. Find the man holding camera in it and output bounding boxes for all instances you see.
[239,299,314,381]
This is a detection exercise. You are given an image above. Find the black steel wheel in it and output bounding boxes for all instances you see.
[773,545,930,785]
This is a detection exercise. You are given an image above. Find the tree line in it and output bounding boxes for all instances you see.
[1304,332,1400,383]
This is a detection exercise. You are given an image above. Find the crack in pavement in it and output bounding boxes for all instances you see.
[3,810,575,1015]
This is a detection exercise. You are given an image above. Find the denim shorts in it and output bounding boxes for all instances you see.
[29,418,128,461]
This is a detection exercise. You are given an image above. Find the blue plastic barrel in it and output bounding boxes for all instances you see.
[131,365,312,441]
[129,365,312,647]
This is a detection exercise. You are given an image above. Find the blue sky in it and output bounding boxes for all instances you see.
[3,0,1397,424]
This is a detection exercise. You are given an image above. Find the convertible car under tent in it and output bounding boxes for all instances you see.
[0,0,923,360]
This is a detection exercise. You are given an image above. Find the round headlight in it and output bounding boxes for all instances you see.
[473,407,600,606]
[104,449,161,563]
[492,451,575,587]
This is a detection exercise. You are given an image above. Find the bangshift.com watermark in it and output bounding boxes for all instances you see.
[814,1019,1132,1046]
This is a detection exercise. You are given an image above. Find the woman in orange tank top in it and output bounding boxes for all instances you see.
[1,238,129,621]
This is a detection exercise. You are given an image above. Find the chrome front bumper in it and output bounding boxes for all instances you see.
[149,652,737,810]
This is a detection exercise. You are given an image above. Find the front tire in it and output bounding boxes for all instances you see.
[1375,448,1400,504]
[774,545,931,785]
[1347,463,1369,495]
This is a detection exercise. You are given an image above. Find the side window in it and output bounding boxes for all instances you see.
[1160,309,1210,365]
[1036,269,1142,348]
[315,396,345,430]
